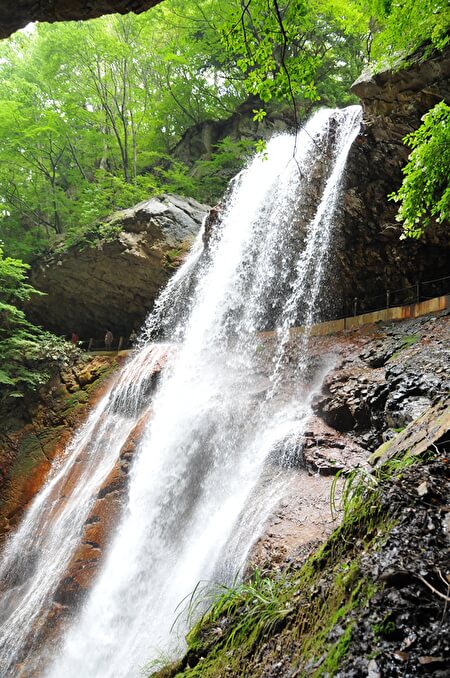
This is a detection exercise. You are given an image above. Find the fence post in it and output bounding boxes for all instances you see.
[353,297,358,317]
[416,280,420,304]
[386,289,390,308]
[87,338,93,352]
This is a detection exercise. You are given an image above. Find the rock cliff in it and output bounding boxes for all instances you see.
[172,96,295,165]
[0,354,120,541]
[27,194,209,340]
[0,1,162,38]
[27,49,450,339]
[331,46,450,318]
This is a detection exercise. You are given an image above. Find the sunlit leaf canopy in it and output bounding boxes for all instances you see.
[0,0,448,261]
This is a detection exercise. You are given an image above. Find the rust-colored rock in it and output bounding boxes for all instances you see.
[0,355,118,542]
[53,406,152,608]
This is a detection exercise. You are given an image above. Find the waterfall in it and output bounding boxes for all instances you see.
[0,105,361,677]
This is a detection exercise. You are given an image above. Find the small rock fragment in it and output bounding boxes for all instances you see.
[367,658,380,678]
[394,651,409,662]
[416,481,428,497]
[418,656,445,665]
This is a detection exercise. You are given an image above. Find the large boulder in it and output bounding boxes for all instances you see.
[0,1,162,39]
[27,194,209,340]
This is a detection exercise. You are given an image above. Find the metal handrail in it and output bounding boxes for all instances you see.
[72,274,449,349]
[325,274,449,321]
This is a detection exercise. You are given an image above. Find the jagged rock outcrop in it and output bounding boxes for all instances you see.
[172,96,295,166]
[331,46,450,318]
[247,310,449,571]
[310,311,450,451]
[27,194,209,340]
[0,1,162,39]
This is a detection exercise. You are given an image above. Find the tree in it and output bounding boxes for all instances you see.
[216,0,367,119]
[0,247,47,393]
[367,0,449,62]
[2,0,446,260]
[0,247,79,400]
[389,102,450,239]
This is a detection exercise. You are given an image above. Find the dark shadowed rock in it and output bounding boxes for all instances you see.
[329,45,450,319]
[0,1,163,39]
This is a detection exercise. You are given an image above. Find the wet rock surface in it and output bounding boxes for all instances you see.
[26,194,209,339]
[55,405,152,608]
[251,312,449,570]
[337,459,450,678]
[160,410,450,678]
[0,354,119,542]
[249,469,343,572]
[1,311,448,677]
[311,313,450,451]
[0,355,164,676]
[252,457,450,678]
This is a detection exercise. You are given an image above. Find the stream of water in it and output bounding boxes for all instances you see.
[0,105,361,677]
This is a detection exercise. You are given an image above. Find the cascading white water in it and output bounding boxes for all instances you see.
[0,105,361,677]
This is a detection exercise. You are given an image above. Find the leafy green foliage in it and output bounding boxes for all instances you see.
[0,247,78,399]
[0,0,371,261]
[218,0,367,114]
[389,102,450,238]
[0,0,447,261]
[364,0,450,64]
[183,569,293,652]
[193,137,256,202]
[0,8,246,260]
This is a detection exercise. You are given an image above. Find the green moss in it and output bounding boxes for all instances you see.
[389,334,420,361]
[63,392,82,410]
[319,622,354,676]
[372,615,397,640]
[401,334,420,347]
[12,434,48,477]
[38,425,65,454]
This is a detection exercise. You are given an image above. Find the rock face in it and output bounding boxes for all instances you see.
[0,350,166,676]
[247,310,449,573]
[0,1,162,39]
[330,46,450,318]
[199,48,450,323]
[172,96,295,166]
[27,194,209,340]
[310,312,450,452]
[0,354,119,541]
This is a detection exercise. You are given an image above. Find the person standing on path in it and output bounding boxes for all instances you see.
[105,329,113,351]
[128,329,137,347]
